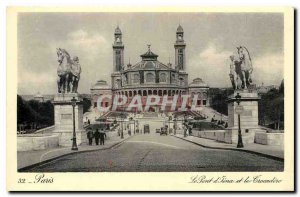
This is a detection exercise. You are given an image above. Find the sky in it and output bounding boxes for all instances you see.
[17,12,284,95]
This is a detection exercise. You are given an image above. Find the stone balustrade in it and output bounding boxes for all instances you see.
[17,134,59,151]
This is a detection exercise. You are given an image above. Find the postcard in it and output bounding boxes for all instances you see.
[7,7,294,191]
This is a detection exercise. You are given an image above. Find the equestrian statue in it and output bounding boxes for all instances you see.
[56,48,82,93]
[229,46,253,90]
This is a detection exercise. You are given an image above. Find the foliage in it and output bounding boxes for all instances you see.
[209,88,233,115]
[192,121,223,130]
[258,81,284,129]
[17,95,54,131]
[82,97,92,114]
[209,81,284,130]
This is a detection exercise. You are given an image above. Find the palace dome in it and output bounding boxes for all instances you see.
[126,46,172,71]
[91,80,111,90]
[189,78,209,88]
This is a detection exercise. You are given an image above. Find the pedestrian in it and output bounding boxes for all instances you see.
[88,119,90,125]
[99,128,107,145]
[94,129,100,145]
[188,126,192,135]
[86,128,94,145]
[184,126,188,137]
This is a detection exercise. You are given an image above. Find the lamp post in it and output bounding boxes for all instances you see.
[168,116,172,134]
[173,117,177,135]
[71,97,78,151]
[183,115,188,137]
[235,93,244,148]
[120,118,124,139]
[120,107,124,139]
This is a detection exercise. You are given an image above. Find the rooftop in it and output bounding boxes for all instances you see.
[91,80,111,90]
[140,45,158,61]
[114,26,122,35]
[189,78,209,88]
[176,24,184,33]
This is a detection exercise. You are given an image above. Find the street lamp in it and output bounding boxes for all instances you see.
[71,97,78,151]
[120,107,124,139]
[168,116,172,134]
[183,114,188,137]
[235,93,244,148]
[173,117,177,135]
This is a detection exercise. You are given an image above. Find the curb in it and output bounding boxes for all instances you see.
[171,135,284,162]
[18,136,131,172]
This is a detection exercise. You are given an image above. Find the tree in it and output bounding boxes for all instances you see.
[82,97,91,114]
[258,81,284,130]
[17,95,54,132]
[209,88,233,115]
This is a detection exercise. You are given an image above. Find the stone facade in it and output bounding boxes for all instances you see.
[225,90,261,144]
[91,25,209,112]
[254,132,284,146]
[52,93,87,146]
[227,91,260,129]
[17,134,59,151]
[188,78,210,106]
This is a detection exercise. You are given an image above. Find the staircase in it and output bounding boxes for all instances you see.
[200,106,228,122]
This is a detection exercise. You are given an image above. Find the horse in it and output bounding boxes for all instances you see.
[236,46,253,89]
[229,55,243,90]
[56,48,73,93]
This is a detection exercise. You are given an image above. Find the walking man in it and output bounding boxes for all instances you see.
[99,128,107,145]
[94,129,100,145]
[86,128,94,145]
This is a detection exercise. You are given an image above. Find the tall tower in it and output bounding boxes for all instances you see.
[113,26,124,72]
[174,24,186,70]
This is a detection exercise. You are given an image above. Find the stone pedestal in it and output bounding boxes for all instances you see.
[225,90,262,144]
[52,93,87,146]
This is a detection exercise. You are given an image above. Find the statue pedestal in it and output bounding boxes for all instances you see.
[225,90,263,144]
[52,93,87,146]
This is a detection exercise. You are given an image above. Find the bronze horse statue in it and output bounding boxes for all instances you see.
[237,46,253,89]
[56,48,81,93]
[229,46,253,90]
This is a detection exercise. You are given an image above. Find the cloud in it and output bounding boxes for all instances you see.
[68,30,109,56]
[18,69,57,95]
[252,53,284,86]
[187,44,284,88]
[52,29,110,61]
[187,43,232,87]
[18,29,112,95]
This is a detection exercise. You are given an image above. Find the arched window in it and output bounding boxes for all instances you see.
[158,90,162,96]
[143,90,147,96]
[179,78,185,86]
[116,51,121,70]
[133,73,139,83]
[159,73,167,83]
[146,73,155,83]
[171,74,176,84]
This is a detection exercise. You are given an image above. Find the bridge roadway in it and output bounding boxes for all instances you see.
[25,131,283,172]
